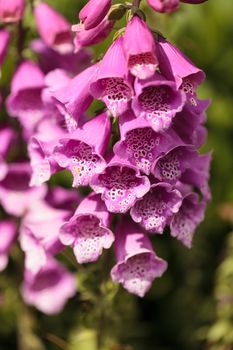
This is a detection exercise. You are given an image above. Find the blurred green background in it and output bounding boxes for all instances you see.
[1,0,233,349]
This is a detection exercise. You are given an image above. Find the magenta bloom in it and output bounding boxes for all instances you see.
[114,110,184,175]
[20,201,69,274]
[131,183,182,234]
[172,106,208,147]
[0,127,16,181]
[79,0,111,30]
[53,112,110,187]
[177,152,212,200]
[90,37,133,116]
[0,220,17,271]
[156,37,205,88]
[53,64,98,122]
[45,186,80,212]
[0,0,25,23]
[34,2,73,54]
[123,16,158,79]
[170,192,206,248]
[147,0,179,12]
[28,119,65,187]
[60,193,114,264]
[92,155,150,213]
[152,145,201,184]
[132,72,185,132]
[6,61,45,136]
[0,163,47,217]
[21,258,77,314]
[111,218,167,297]
[0,29,10,67]
[73,17,114,49]
[31,39,91,75]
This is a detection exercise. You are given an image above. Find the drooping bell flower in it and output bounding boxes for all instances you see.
[131,183,182,234]
[180,78,210,115]
[21,258,77,314]
[60,193,114,264]
[6,61,45,137]
[172,106,207,148]
[0,162,47,217]
[42,68,80,133]
[114,110,184,175]
[34,2,73,54]
[53,112,110,187]
[52,64,98,123]
[91,154,150,213]
[132,72,185,132]
[0,29,10,67]
[147,0,179,13]
[0,126,16,181]
[28,118,66,187]
[31,39,91,75]
[0,0,25,23]
[79,0,112,30]
[90,36,133,117]
[177,151,212,200]
[20,201,70,274]
[156,37,205,88]
[111,218,167,297]
[152,145,202,184]
[73,16,115,49]
[45,186,80,212]
[123,16,158,79]
[170,192,206,248]
[0,220,17,271]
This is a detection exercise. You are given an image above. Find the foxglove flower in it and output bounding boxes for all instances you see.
[156,37,205,88]
[60,193,114,264]
[131,183,182,233]
[114,110,184,175]
[90,36,133,116]
[0,163,47,217]
[0,29,10,67]
[92,155,150,213]
[45,186,80,211]
[20,201,70,274]
[111,218,167,297]
[21,258,77,314]
[170,192,206,248]
[172,106,207,147]
[6,61,45,136]
[79,0,111,30]
[0,127,15,181]
[124,16,158,79]
[132,72,185,132]
[147,0,179,13]
[53,64,98,122]
[31,39,91,74]
[0,0,25,23]
[53,112,110,187]
[178,152,212,200]
[0,220,17,271]
[28,119,65,187]
[123,16,158,79]
[73,17,115,49]
[34,2,73,53]
[152,145,202,184]
[42,69,79,132]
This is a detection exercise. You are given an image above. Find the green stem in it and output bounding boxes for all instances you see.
[133,0,141,7]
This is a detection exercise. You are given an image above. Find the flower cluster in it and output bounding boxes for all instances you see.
[0,0,210,313]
